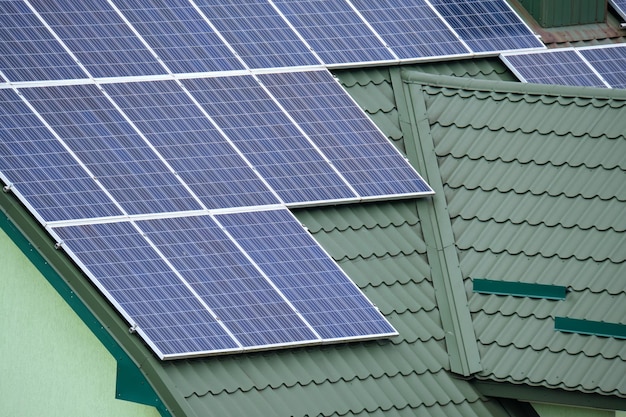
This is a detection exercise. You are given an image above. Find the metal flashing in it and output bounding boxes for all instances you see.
[473,279,567,300]
[555,317,626,339]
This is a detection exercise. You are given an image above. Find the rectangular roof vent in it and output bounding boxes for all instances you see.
[473,278,567,300]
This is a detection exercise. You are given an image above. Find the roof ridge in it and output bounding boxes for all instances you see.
[400,68,626,100]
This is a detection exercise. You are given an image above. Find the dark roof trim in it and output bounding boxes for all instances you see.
[0,190,191,417]
[400,67,626,100]
[555,317,626,339]
[391,67,482,376]
[473,279,568,300]
[474,380,626,411]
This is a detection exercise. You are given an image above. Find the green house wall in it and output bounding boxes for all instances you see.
[0,227,160,417]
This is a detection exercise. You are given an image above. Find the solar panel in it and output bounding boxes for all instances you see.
[429,0,544,53]
[272,0,395,65]
[192,0,321,69]
[29,0,166,78]
[215,209,396,339]
[111,0,244,74]
[610,0,626,23]
[53,221,241,358]
[0,1,86,82]
[0,89,122,222]
[502,50,608,87]
[258,71,433,198]
[102,80,280,209]
[181,75,358,205]
[349,0,470,58]
[52,209,395,358]
[19,84,203,214]
[579,45,626,89]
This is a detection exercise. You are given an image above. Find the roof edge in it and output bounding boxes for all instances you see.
[474,380,626,411]
[400,67,626,100]
[0,190,193,417]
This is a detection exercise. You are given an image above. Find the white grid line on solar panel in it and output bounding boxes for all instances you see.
[136,213,323,349]
[101,79,283,209]
[49,220,244,359]
[428,0,544,54]
[109,0,244,74]
[215,209,397,340]
[17,83,206,216]
[180,75,361,205]
[0,1,87,82]
[50,208,395,359]
[26,0,167,78]
[270,0,396,65]
[258,71,434,199]
[190,0,323,70]
[0,87,124,223]
[578,44,626,89]
[501,48,610,88]
[610,0,626,23]
[348,0,471,59]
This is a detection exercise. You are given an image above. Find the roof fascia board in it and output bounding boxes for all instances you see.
[0,190,192,417]
[474,380,626,411]
[400,68,626,100]
[390,66,482,376]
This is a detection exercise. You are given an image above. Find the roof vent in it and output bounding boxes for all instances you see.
[519,0,607,27]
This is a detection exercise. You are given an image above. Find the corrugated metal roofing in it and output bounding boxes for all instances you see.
[401,70,626,399]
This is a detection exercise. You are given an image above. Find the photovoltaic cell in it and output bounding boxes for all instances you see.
[182,75,358,204]
[192,0,320,69]
[579,45,626,89]
[0,89,122,222]
[349,0,469,58]
[502,50,607,87]
[610,0,626,22]
[259,71,433,198]
[29,0,166,78]
[136,215,318,347]
[112,0,244,73]
[0,1,86,82]
[216,209,396,339]
[19,84,202,215]
[102,80,280,209]
[272,0,395,65]
[53,221,239,358]
[430,0,544,53]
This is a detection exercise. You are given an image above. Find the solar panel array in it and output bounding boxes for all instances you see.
[0,0,544,359]
[501,45,626,89]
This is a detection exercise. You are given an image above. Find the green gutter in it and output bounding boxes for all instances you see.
[390,67,482,376]
[0,190,194,417]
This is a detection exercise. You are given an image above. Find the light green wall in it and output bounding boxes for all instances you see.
[533,403,615,417]
[0,228,160,417]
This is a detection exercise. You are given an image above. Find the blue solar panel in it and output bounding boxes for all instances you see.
[112,0,244,73]
[53,221,239,358]
[502,50,608,87]
[350,0,469,58]
[136,215,318,347]
[192,0,320,69]
[0,1,86,82]
[19,84,202,214]
[259,71,433,198]
[181,75,358,204]
[0,89,122,222]
[610,0,626,22]
[29,0,165,78]
[430,0,544,53]
[216,209,397,339]
[579,45,626,89]
[102,80,280,209]
[272,0,395,65]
